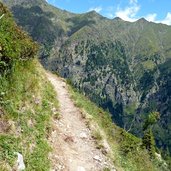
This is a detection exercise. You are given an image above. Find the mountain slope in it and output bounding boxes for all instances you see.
[1,0,171,163]
[0,3,59,170]
[47,72,170,171]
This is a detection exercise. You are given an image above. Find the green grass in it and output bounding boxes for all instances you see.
[0,4,59,170]
[68,85,169,171]
[0,3,58,171]
[0,59,58,171]
[142,60,156,70]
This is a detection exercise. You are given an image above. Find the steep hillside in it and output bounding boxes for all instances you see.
[0,3,59,170]
[1,0,171,163]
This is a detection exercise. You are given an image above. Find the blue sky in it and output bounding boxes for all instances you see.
[47,0,171,25]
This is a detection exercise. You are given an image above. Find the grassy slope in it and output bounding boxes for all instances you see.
[68,85,168,171]
[0,3,58,170]
[0,59,59,171]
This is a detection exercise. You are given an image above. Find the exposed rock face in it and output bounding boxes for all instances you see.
[48,40,160,127]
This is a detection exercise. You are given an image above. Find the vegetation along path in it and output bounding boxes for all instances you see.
[46,72,115,171]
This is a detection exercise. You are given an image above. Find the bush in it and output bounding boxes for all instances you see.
[0,2,38,74]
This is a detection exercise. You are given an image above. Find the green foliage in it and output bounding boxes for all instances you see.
[91,130,102,141]
[0,4,58,169]
[120,130,141,154]
[142,112,160,158]
[142,128,156,158]
[0,2,38,74]
[139,71,155,95]
[143,112,160,131]
[0,135,20,166]
[0,59,59,170]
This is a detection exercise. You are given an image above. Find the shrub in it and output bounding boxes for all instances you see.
[0,2,38,74]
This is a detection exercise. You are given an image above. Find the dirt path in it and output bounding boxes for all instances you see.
[47,72,114,171]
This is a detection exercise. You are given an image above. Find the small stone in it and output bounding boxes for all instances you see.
[104,161,107,165]
[111,169,117,171]
[77,166,86,171]
[54,155,58,158]
[52,130,57,135]
[52,107,57,114]
[34,98,41,105]
[14,152,25,171]
[93,155,102,162]
[57,164,64,170]
[79,132,88,139]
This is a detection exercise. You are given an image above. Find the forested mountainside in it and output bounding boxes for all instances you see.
[1,0,171,161]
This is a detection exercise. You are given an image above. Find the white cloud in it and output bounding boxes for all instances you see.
[145,13,157,22]
[144,12,171,25]
[88,6,102,13]
[115,0,140,22]
[47,0,171,25]
[161,12,171,25]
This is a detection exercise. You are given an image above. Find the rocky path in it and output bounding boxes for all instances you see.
[46,72,114,171]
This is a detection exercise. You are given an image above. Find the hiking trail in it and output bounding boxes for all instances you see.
[47,72,115,171]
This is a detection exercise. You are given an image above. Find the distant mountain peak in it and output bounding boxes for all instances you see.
[114,17,122,20]
[137,17,149,23]
[86,10,102,17]
[113,17,124,22]
[88,10,98,14]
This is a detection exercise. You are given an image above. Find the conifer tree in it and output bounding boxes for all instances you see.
[142,128,156,158]
[142,112,160,158]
